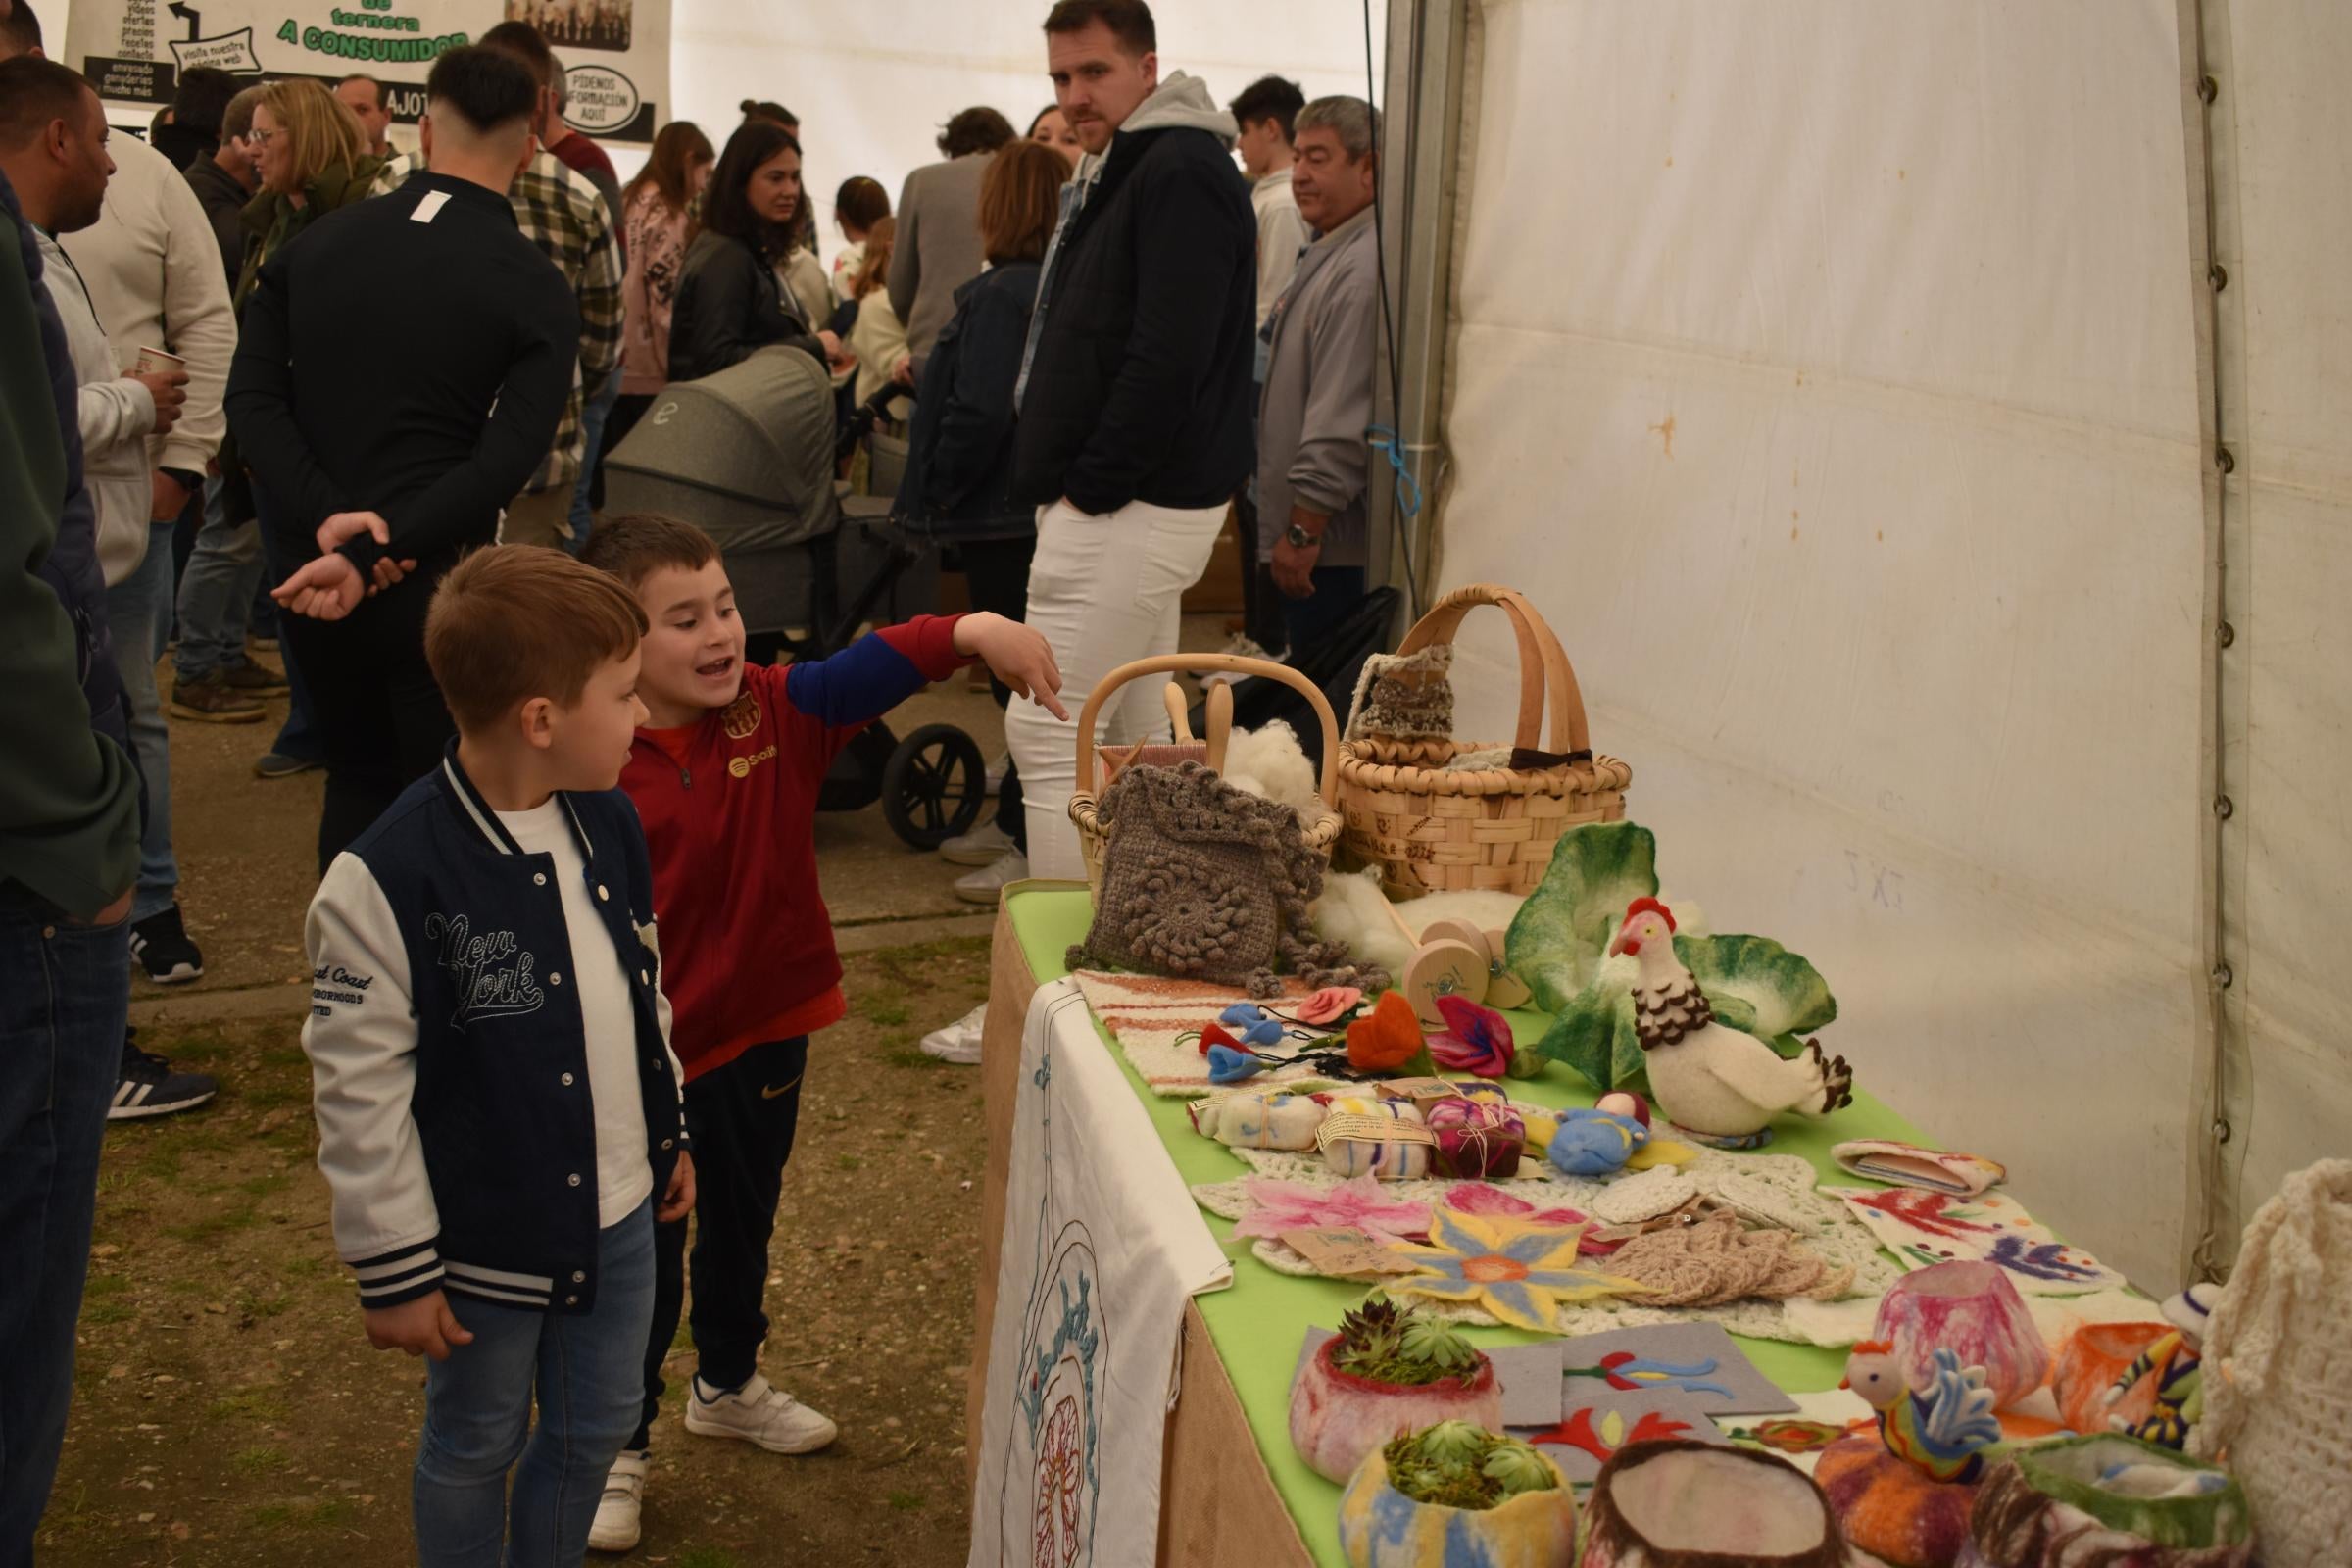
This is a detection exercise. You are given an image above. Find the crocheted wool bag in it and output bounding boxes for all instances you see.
[1067,760,1381,998]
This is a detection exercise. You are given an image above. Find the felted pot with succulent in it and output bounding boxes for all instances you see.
[1337,1421,1576,1568]
[1290,1293,1502,1484]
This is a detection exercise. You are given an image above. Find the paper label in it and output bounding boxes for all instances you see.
[1280,1227,1424,1279]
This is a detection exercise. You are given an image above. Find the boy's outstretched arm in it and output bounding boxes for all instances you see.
[305,853,468,1358]
[782,612,1066,732]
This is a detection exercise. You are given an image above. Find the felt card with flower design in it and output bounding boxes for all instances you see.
[1556,1322,1797,1416]
[1512,1386,1729,1484]
[1825,1187,2127,1296]
[1382,1210,1639,1332]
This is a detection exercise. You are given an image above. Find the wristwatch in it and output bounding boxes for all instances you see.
[1282,522,1323,550]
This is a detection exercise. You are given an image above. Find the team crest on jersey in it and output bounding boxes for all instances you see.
[722,694,762,740]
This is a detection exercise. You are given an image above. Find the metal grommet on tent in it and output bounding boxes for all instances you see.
[2215,444,2236,473]
[2214,795,2234,819]
[2217,620,2236,647]
[2212,962,2234,989]
[2198,74,2219,104]
[2209,262,2229,291]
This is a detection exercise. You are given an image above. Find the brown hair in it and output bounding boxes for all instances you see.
[623,120,716,219]
[1042,0,1155,53]
[937,105,1014,159]
[980,140,1073,265]
[425,547,649,731]
[833,174,889,234]
[477,19,561,89]
[740,98,797,130]
[851,215,896,300]
[255,79,369,195]
[580,514,723,596]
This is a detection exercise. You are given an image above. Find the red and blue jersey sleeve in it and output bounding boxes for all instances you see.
[780,614,969,742]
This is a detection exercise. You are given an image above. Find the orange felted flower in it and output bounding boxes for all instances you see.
[1347,991,1426,1073]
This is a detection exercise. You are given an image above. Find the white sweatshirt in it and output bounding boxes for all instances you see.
[37,231,156,587]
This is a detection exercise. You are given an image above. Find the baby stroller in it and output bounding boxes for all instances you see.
[603,351,986,849]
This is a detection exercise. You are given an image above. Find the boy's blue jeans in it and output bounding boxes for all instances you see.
[413,1199,654,1567]
[0,894,129,1556]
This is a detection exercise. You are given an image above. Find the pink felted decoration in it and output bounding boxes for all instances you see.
[1446,1183,1615,1255]
[1428,994,1515,1078]
[1232,1174,1432,1245]
[1347,990,1426,1073]
[1871,1260,2050,1410]
[1815,1437,1978,1568]
[1292,986,1363,1027]
[1425,1097,1526,1180]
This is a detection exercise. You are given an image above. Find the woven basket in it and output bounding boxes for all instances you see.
[1069,653,1344,900]
[1337,584,1631,898]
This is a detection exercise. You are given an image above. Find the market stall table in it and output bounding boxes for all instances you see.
[968,883,1966,1567]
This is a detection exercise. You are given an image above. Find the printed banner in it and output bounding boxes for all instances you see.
[66,0,665,143]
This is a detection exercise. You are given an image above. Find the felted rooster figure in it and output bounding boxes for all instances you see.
[1842,1342,2004,1484]
[1609,898,1853,1141]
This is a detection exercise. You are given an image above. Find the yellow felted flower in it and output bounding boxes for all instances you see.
[1385,1210,1640,1332]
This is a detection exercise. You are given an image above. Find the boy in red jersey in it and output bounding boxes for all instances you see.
[579,514,1061,1549]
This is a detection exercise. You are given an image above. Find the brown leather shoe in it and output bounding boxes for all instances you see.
[168,674,267,724]
[216,657,290,696]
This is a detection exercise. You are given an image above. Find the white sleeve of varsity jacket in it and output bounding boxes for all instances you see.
[304,852,445,1307]
[645,916,689,1136]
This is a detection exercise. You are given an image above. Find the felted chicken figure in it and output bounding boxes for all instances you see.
[1609,899,1853,1141]
[1842,1342,2004,1484]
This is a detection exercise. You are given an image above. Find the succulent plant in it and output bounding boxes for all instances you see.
[1383,1424,1562,1510]
[1331,1291,1481,1388]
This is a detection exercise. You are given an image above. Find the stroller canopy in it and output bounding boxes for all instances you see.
[603,344,839,551]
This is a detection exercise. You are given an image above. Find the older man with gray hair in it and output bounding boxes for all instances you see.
[1258,93,1381,654]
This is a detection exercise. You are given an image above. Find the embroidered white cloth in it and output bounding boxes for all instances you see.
[969,981,1232,1568]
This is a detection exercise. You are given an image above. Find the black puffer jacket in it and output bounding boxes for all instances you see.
[897,261,1040,539]
[669,229,825,384]
[1011,79,1256,515]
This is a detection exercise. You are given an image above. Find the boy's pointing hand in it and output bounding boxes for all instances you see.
[954,612,1068,722]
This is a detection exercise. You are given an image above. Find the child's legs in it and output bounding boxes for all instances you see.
[412,1294,544,1568]
[509,1200,657,1565]
[686,1038,808,1391]
[628,1212,688,1453]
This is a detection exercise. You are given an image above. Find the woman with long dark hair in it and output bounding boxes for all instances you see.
[607,120,714,456]
[667,120,837,383]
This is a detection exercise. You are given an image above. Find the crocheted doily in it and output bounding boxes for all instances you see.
[1192,1149,1899,1345]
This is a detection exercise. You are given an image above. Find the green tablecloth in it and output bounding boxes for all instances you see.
[1004,887,1934,1568]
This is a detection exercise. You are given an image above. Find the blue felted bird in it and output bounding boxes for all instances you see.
[1842,1343,2005,1484]
[1544,1107,1650,1177]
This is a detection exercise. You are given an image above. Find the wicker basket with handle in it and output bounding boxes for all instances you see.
[1068,653,1344,899]
[1337,584,1631,898]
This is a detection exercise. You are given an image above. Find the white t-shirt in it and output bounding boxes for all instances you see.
[1251,167,1309,327]
[497,801,653,1226]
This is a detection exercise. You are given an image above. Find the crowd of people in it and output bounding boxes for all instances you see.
[0,0,1388,1558]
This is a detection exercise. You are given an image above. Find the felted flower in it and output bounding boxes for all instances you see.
[1428,994,1515,1078]
[1229,1173,1432,1244]
[1205,1043,1264,1084]
[1292,986,1364,1027]
[1197,1021,1244,1056]
[1347,990,1425,1073]
[1385,1210,1637,1331]
[1446,1183,1591,1230]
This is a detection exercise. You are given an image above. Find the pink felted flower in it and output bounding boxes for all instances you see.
[1231,1173,1432,1244]
[1428,995,1515,1078]
[1292,986,1364,1027]
[1446,1182,1588,1229]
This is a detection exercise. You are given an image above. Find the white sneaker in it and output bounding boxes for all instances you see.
[683,1373,838,1454]
[586,1449,646,1552]
[955,848,1028,905]
[939,819,1016,866]
[984,751,1009,797]
[919,1002,988,1065]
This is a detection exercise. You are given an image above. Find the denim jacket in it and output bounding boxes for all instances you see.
[303,747,687,1315]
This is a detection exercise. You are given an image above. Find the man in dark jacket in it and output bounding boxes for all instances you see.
[182,82,262,291]
[1001,0,1257,880]
[0,35,142,1547]
[232,46,576,868]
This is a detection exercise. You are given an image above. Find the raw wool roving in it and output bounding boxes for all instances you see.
[1345,643,1455,742]
[1219,719,1321,819]
[1067,760,1382,998]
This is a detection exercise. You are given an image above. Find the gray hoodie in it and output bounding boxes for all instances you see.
[1256,204,1378,568]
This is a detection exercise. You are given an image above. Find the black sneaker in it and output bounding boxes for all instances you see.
[112,1031,218,1120]
[128,905,204,985]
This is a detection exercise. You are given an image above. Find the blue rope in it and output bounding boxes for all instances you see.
[1368,425,1423,519]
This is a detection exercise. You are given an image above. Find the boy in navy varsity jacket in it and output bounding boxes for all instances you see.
[578,514,1061,1548]
[301,547,695,1566]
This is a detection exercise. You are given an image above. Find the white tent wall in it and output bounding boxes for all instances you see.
[2201,4,2352,1261]
[1428,0,2215,1289]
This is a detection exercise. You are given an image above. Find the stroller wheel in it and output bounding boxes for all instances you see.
[883,723,986,849]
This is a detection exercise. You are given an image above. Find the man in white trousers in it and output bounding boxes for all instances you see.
[1004,0,1258,885]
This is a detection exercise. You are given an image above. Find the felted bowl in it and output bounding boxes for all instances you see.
[1959,1435,2253,1567]
[2050,1321,2169,1438]
[1873,1260,2051,1409]
[1337,1443,1575,1568]
[1289,1335,1501,1485]
[1816,1435,1978,1568]
[1579,1440,1848,1568]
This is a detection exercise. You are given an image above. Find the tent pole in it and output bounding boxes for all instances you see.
[1370,0,1469,624]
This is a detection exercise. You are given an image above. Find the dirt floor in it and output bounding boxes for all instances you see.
[42,660,1021,1566]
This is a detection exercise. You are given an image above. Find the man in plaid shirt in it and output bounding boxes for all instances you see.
[374,52,619,552]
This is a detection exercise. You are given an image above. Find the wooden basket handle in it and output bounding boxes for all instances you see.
[1392,583,1592,756]
[1160,679,1235,771]
[1073,654,1341,805]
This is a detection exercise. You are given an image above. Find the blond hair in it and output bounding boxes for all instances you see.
[425,547,650,732]
[257,78,369,196]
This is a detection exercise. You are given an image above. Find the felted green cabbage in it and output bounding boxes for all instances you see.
[1505,822,1838,1092]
